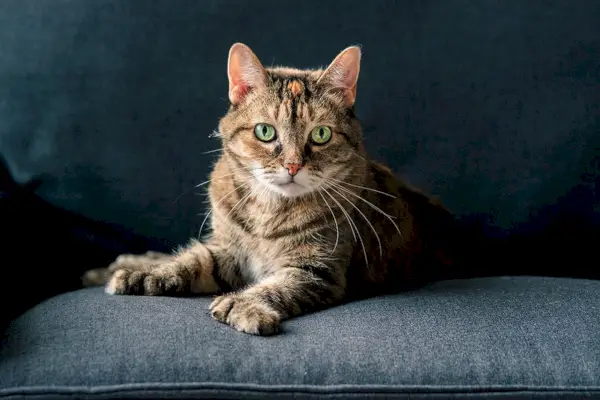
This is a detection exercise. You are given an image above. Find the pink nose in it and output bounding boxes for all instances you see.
[285,163,303,176]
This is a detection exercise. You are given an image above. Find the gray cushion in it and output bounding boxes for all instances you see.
[2,276,600,399]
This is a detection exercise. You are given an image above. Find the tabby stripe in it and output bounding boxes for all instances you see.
[259,269,340,315]
[277,78,285,101]
[263,216,328,239]
[232,179,251,200]
[229,152,254,172]
[295,264,340,287]
[229,211,255,234]
[299,77,311,101]
[230,125,253,140]
[290,95,298,124]
[260,288,289,314]
[272,143,283,157]
[306,102,314,120]
[211,257,233,292]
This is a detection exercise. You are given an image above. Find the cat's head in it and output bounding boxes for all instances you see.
[217,43,365,198]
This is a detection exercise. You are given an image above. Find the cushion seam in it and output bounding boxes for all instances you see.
[2,383,600,396]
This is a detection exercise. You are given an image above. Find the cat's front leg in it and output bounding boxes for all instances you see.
[82,251,170,287]
[210,264,345,335]
[105,240,224,296]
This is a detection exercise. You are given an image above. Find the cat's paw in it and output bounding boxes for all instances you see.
[105,262,187,296]
[107,251,170,273]
[210,293,281,335]
[81,267,112,287]
[82,252,169,287]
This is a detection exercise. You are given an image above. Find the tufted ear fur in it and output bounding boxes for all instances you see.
[317,46,362,106]
[227,43,268,105]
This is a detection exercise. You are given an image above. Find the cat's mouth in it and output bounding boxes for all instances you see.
[274,177,303,189]
[267,179,310,197]
[253,167,313,198]
[272,174,301,186]
[278,176,297,185]
[277,181,300,187]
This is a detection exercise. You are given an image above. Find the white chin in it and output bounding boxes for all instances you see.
[270,182,311,198]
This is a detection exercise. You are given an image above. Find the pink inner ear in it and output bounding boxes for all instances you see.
[335,49,360,90]
[230,83,249,104]
[318,46,361,105]
[340,63,357,88]
[228,52,248,104]
[227,43,267,105]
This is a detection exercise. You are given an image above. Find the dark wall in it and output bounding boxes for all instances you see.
[0,0,598,244]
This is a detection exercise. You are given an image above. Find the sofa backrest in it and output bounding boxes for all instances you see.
[0,0,598,244]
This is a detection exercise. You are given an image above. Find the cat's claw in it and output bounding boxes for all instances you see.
[210,293,281,335]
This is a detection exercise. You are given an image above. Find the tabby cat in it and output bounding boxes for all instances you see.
[83,43,454,335]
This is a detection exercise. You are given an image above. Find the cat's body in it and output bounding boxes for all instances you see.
[204,151,450,296]
[84,43,454,335]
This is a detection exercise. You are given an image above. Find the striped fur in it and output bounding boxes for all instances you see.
[83,43,453,335]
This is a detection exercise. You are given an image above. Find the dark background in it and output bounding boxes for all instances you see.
[0,1,598,320]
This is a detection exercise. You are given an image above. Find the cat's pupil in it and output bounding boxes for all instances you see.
[262,126,267,135]
[319,128,324,137]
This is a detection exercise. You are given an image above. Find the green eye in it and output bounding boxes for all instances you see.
[254,123,276,142]
[310,126,332,145]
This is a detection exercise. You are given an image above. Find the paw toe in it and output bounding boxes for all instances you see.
[104,262,189,296]
[162,274,185,294]
[210,296,234,321]
[105,270,127,295]
[210,295,281,336]
[142,274,162,295]
[127,271,146,294]
[234,305,280,336]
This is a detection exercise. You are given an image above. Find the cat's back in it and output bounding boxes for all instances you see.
[345,160,455,292]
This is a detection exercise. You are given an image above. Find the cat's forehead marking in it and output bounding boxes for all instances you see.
[287,80,304,97]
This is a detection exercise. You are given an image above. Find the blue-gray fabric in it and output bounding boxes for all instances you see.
[0,0,598,243]
[2,277,600,399]
[0,2,598,398]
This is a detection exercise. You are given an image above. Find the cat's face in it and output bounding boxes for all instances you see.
[218,44,365,198]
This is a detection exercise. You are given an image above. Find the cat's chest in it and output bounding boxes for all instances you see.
[235,242,282,284]
[232,232,304,284]
[242,254,269,284]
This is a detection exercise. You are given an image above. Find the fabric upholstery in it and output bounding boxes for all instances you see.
[0,0,598,244]
[2,277,600,399]
[0,2,598,398]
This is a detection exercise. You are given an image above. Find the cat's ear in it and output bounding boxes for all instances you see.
[317,45,362,106]
[227,43,268,105]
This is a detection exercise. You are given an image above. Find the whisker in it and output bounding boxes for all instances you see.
[321,188,356,242]
[322,187,368,266]
[173,172,238,203]
[330,178,396,199]
[197,178,255,239]
[174,167,264,203]
[224,185,254,221]
[201,148,223,154]
[332,182,403,239]
[257,185,269,228]
[328,185,382,258]
[317,188,340,254]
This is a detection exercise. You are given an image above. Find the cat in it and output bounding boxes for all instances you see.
[83,43,456,336]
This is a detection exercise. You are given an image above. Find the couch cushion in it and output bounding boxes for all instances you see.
[1,277,600,399]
